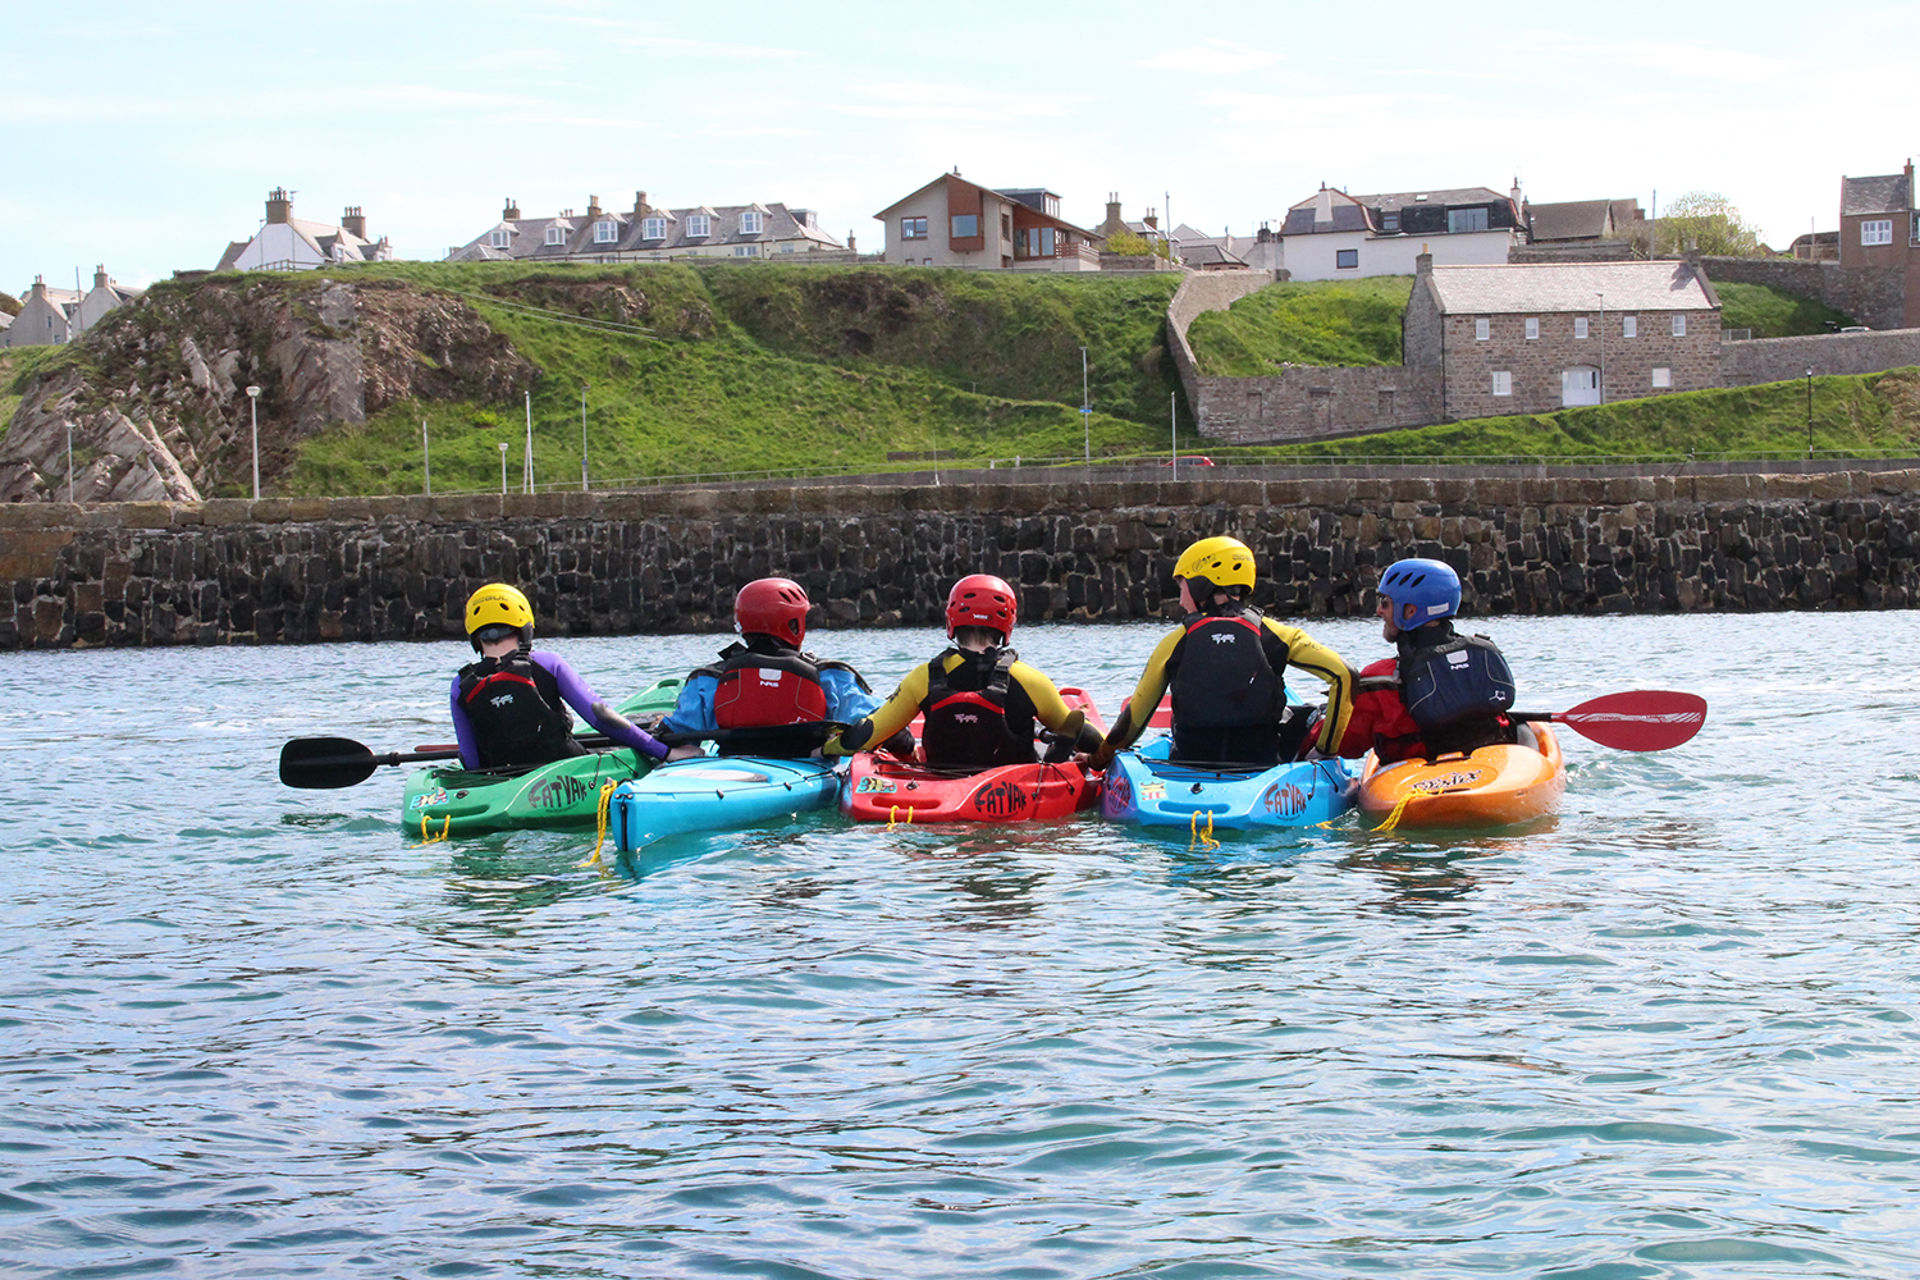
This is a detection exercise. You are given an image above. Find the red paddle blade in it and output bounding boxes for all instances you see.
[1147,695,1174,731]
[1553,690,1707,752]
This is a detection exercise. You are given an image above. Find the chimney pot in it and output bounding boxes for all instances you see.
[504,197,520,220]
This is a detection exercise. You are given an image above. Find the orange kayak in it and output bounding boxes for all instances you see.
[1358,724,1566,829]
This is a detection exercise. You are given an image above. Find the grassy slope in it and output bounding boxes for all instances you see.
[1714,281,1857,337]
[282,262,1180,495]
[0,345,76,442]
[1185,277,1412,374]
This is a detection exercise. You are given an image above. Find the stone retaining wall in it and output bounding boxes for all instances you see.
[1720,328,1920,386]
[5,471,1917,649]
[1700,256,1908,331]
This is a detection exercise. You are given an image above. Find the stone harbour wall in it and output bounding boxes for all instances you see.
[3,470,1918,650]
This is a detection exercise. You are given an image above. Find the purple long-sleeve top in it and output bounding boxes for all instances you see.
[450,650,670,769]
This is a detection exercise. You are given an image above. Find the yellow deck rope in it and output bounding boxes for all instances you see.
[1372,792,1415,833]
[886,803,916,832]
[581,780,618,869]
[412,813,451,847]
[1189,810,1219,850]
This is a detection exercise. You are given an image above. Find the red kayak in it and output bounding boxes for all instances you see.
[842,687,1106,824]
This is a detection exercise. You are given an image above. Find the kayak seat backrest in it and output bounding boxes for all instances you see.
[1513,721,1540,752]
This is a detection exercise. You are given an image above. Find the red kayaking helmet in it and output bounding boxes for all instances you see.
[945,574,1017,643]
[735,577,810,646]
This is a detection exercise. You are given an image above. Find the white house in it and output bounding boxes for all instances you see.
[216,188,392,272]
[1276,184,1523,281]
[1,277,80,348]
[447,191,846,263]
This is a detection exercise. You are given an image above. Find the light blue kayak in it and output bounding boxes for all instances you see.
[608,755,841,852]
[1100,737,1355,831]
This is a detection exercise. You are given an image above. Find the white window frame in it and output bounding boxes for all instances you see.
[641,217,667,240]
[1652,367,1672,388]
[1861,219,1893,247]
[1475,317,1491,341]
[1575,316,1590,340]
[594,220,618,244]
[732,244,757,257]
[1672,314,1687,337]
[686,214,711,238]
[545,225,566,246]
[740,211,763,235]
[1525,317,1539,340]
[1622,314,1637,338]
[488,227,510,249]
[1492,371,1512,397]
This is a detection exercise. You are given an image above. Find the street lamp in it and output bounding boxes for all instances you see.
[245,385,262,499]
[580,381,590,492]
[66,419,75,503]
[499,442,510,495]
[1079,346,1090,466]
[1806,367,1815,459]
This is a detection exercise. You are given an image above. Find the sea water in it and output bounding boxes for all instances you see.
[3,613,1918,1279]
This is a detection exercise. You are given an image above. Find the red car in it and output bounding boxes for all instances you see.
[1163,456,1215,467]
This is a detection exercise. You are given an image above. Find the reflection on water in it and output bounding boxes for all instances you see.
[6,613,1920,1279]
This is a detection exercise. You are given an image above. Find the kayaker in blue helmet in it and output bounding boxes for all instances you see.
[453,582,674,770]
[826,574,1104,767]
[1334,557,1517,763]
[658,578,906,759]
[1091,535,1356,769]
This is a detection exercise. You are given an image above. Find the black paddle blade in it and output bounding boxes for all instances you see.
[279,736,379,789]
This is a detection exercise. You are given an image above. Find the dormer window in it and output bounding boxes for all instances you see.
[686,214,711,238]
[1448,207,1489,233]
[642,217,666,240]
[1381,213,1400,232]
[594,220,618,244]
[488,227,510,249]
[740,210,763,234]
[545,226,566,246]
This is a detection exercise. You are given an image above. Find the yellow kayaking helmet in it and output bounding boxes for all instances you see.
[465,582,535,651]
[1174,535,1256,598]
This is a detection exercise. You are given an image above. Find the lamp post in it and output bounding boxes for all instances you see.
[499,442,510,495]
[66,419,74,503]
[580,381,590,491]
[1806,367,1814,459]
[245,385,262,499]
[1595,291,1605,405]
[422,418,431,496]
[1079,346,1090,466]
[523,390,534,495]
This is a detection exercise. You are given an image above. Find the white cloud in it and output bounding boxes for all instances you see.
[1139,40,1278,75]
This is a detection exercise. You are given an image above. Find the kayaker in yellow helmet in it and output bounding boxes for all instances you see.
[452,583,673,770]
[1090,536,1356,769]
[1334,557,1516,763]
[827,574,1104,767]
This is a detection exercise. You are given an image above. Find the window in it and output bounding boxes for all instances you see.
[594,220,618,244]
[1335,248,1358,269]
[733,244,757,257]
[1381,213,1400,232]
[1672,314,1687,337]
[1448,207,1489,233]
[545,225,566,245]
[686,214,711,237]
[1575,316,1590,339]
[740,211,763,234]
[488,227,510,249]
[1861,219,1893,246]
[1475,317,1490,341]
[1002,212,1012,239]
[1021,226,1055,256]
[641,217,666,240]
[1652,367,1672,388]
[1492,371,1512,397]
[779,242,795,254]
[1622,314,1637,338]
[901,216,928,240]
[1525,317,1539,340]
[951,213,979,238]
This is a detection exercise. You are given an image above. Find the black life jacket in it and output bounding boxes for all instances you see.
[1398,626,1516,755]
[920,647,1034,768]
[1168,607,1288,767]
[457,652,583,769]
[696,641,855,757]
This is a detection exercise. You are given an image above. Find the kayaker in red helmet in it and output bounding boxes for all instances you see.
[1334,557,1517,764]
[827,574,1105,767]
[658,578,908,759]
[452,582,674,770]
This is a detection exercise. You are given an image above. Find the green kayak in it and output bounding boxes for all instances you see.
[400,677,683,836]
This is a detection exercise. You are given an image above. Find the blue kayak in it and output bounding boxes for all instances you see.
[608,756,841,852]
[1100,738,1356,831]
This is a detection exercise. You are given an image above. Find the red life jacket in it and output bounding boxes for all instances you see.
[697,642,854,757]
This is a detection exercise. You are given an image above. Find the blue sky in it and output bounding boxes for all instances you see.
[6,0,1914,295]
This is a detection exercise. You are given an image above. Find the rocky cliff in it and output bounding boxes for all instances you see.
[0,276,536,503]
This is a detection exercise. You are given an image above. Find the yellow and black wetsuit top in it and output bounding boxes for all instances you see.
[1105,609,1356,767]
[832,647,1104,768]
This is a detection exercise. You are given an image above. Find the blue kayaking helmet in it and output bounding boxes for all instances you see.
[1378,558,1460,626]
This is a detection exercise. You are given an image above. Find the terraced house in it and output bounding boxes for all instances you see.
[447,192,847,263]
[1403,256,1722,421]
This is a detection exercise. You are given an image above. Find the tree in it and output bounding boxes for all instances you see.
[1655,191,1763,258]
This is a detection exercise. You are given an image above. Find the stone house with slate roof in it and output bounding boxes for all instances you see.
[1838,162,1920,327]
[1403,255,1721,421]
[1277,183,1522,280]
[446,192,846,263]
[216,189,392,272]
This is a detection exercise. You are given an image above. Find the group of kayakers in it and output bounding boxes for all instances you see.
[451,536,1518,776]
